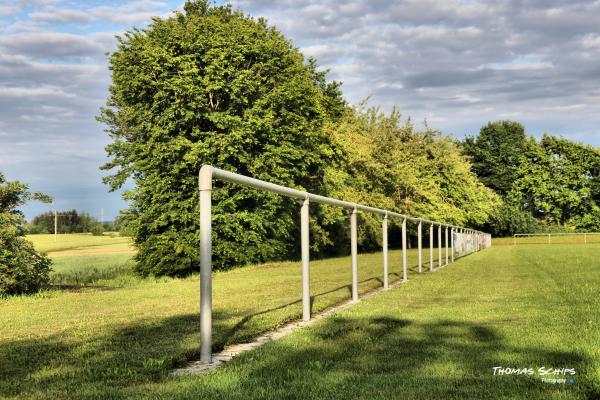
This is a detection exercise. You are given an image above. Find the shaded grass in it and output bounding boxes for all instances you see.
[1,245,599,399]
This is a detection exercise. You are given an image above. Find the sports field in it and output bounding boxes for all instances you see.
[1,241,598,399]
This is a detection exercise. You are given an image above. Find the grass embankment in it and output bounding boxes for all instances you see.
[1,244,599,399]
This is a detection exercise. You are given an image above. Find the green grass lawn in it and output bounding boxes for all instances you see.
[26,233,131,253]
[1,245,598,399]
[50,253,136,286]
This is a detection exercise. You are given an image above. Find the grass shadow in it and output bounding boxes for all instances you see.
[177,316,597,399]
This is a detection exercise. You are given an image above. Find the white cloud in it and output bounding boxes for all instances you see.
[2,0,600,219]
[30,7,94,23]
[0,32,106,58]
[0,85,75,98]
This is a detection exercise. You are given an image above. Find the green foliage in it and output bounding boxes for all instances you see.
[466,122,600,235]
[114,209,138,237]
[324,106,500,250]
[463,120,528,196]
[99,1,344,275]
[31,209,104,234]
[484,195,541,237]
[513,134,600,227]
[89,224,105,236]
[0,172,53,296]
[24,223,47,234]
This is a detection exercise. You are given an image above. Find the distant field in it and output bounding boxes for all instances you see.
[50,253,135,286]
[27,233,133,254]
[1,244,598,399]
[24,234,136,286]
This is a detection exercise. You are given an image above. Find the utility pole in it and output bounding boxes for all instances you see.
[54,210,58,242]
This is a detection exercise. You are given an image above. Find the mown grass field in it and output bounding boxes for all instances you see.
[26,233,136,286]
[27,233,131,254]
[1,242,598,399]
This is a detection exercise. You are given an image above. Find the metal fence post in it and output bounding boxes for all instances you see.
[429,224,434,272]
[451,228,455,262]
[417,220,422,273]
[445,226,449,266]
[438,224,442,267]
[199,166,213,364]
[383,213,389,290]
[300,197,310,321]
[402,217,408,282]
[351,207,359,302]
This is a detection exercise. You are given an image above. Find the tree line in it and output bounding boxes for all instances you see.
[464,121,600,236]
[99,1,500,277]
[102,1,600,277]
[27,210,107,235]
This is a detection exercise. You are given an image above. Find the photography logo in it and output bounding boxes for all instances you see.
[492,366,576,384]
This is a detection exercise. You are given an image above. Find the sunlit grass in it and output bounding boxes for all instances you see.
[1,245,598,399]
[26,233,132,253]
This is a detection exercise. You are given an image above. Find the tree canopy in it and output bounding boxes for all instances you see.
[464,123,600,235]
[99,1,344,275]
[323,106,499,250]
[463,120,528,196]
[513,134,600,230]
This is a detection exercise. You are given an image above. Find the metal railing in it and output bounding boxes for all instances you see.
[198,165,491,363]
[513,232,600,245]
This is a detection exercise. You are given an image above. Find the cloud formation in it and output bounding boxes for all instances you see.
[1,0,599,219]
[231,0,600,143]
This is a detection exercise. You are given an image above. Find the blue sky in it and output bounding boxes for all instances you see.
[1,0,600,220]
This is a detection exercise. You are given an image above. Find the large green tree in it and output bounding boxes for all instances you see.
[512,134,600,229]
[463,121,528,196]
[0,172,53,295]
[465,122,600,235]
[99,1,345,275]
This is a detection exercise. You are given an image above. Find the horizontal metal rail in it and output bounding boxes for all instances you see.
[514,233,600,236]
[199,165,491,363]
[513,232,600,245]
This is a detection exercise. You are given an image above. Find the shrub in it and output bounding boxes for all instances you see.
[90,224,105,236]
[0,172,53,296]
